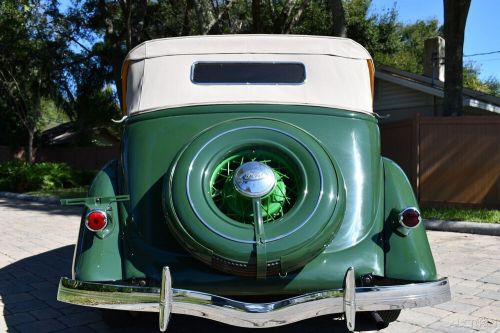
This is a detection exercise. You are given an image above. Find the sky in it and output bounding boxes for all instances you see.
[370,0,500,81]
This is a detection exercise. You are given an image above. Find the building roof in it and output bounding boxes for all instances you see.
[375,65,500,115]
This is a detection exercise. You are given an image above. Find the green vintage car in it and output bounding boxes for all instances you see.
[58,35,450,331]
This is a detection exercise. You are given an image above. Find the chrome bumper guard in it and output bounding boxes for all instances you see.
[57,267,450,332]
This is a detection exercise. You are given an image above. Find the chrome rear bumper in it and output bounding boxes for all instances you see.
[57,267,450,331]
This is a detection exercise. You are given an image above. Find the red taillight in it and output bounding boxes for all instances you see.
[399,207,421,228]
[86,210,108,231]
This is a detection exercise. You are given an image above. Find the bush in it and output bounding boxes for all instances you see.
[0,161,95,192]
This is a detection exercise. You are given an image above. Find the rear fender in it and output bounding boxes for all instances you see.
[383,158,437,281]
[72,160,124,281]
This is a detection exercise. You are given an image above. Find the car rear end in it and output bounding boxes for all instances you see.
[58,35,450,331]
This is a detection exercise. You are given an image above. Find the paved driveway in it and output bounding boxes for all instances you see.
[0,198,499,333]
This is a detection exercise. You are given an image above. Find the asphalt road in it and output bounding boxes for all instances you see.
[0,198,499,333]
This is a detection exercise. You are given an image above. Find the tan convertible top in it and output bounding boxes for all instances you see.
[121,35,375,115]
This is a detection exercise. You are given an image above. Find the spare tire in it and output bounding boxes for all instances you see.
[163,118,345,278]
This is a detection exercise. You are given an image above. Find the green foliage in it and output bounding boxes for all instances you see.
[463,62,500,96]
[0,1,69,133]
[375,19,441,74]
[344,0,382,53]
[0,0,121,150]
[341,1,441,76]
[39,98,70,131]
[422,207,500,224]
[0,161,95,192]
[291,1,332,36]
[483,78,500,97]
[343,0,401,55]
[71,84,121,145]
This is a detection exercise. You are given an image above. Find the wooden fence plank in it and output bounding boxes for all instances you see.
[381,116,500,208]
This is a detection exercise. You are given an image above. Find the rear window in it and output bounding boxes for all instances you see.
[191,62,306,84]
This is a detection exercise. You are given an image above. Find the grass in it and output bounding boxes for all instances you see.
[25,186,89,199]
[422,207,500,224]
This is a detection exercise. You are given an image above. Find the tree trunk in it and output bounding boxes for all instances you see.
[442,0,471,116]
[329,0,347,37]
[27,130,34,164]
[252,0,262,33]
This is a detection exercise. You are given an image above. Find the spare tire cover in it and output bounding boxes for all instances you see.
[163,118,345,277]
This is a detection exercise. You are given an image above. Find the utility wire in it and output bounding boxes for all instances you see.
[464,50,500,57]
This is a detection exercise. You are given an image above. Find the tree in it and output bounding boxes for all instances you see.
[342,0,401,57]
[442,0,471,116]
[67,0,317,110]
[463,63,500,97]
[0,0,70,162]
[329,0,347,37]
[375,19,441,74]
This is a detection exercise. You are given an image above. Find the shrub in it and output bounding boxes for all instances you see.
[0,161,95,192]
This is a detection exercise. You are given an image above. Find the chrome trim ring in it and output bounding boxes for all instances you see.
[84,210,108,232]
[185,125,325,244]
[399,207,422,229]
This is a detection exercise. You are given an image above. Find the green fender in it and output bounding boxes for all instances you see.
[73,160,124,281]
[383,158,437,281]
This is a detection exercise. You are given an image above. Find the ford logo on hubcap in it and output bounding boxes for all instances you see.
[233,162,276,198]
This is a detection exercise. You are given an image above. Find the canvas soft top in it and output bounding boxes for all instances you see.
[121,35,375,115]
[125,34,372,60]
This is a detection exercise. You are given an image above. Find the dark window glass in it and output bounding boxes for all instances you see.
[191,62,306,84]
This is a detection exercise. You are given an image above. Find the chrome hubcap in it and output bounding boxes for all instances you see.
[233,161,277,199]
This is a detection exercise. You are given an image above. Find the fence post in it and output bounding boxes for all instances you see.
[413,113,421,202]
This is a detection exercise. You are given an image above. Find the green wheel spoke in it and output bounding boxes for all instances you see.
[210,148,300,224]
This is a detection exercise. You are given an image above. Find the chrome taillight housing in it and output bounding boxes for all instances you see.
[85,210,108,232]
[399,207,422,229]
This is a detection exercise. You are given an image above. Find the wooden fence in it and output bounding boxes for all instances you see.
[2,115,499,207]
[380,115,500,208]
[0,146,11,164]
[36,146,120,170]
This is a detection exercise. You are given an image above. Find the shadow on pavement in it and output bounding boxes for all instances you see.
[0,198,82,217]
[1,245,380,333]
